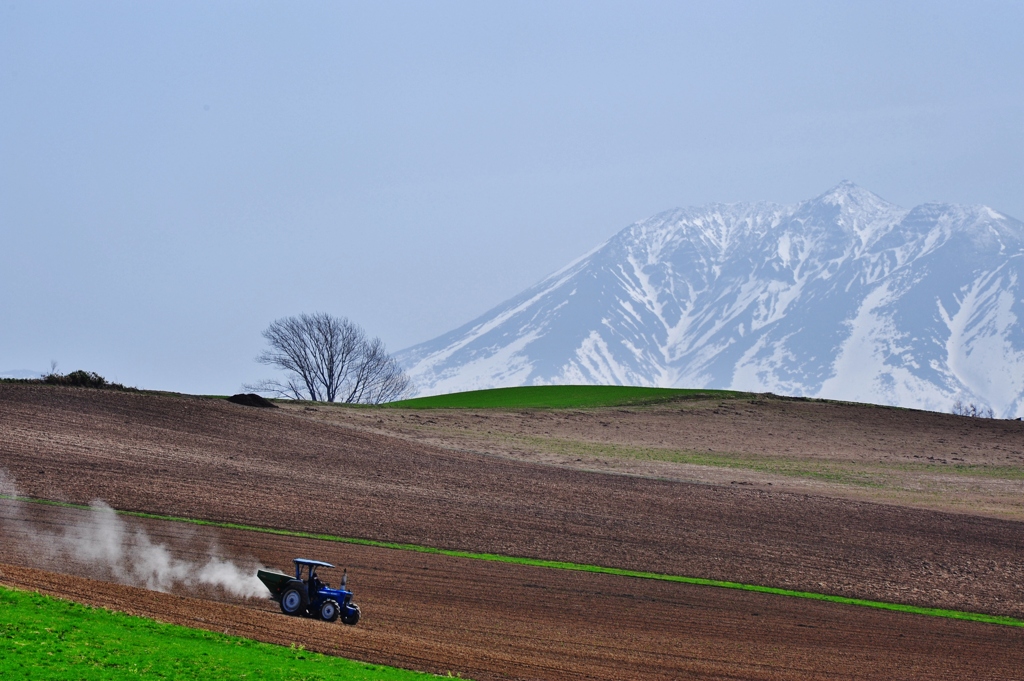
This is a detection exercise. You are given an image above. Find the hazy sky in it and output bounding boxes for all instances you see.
[2,1,1022,393]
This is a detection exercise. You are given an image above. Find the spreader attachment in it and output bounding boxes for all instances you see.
[256,569,292,599]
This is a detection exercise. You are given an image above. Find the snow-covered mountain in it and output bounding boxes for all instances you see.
[0,370,43,379]
[398,182,1024,417]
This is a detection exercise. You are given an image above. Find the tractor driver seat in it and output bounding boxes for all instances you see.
[310,572,324,594]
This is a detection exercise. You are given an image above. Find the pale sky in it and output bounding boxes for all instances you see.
[2,1,1022,394]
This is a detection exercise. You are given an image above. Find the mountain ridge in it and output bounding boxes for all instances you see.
[398,183,1024,417]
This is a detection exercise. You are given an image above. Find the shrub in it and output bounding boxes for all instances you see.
[42,370,131,390]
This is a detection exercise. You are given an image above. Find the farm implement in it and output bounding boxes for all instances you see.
[258,558,360,624]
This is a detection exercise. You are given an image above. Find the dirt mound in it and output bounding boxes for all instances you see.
[227,393,277,408]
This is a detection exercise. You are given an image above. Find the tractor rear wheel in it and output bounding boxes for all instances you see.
[319,599,340,622]
[341,603,360,626]
[279,582,308,616]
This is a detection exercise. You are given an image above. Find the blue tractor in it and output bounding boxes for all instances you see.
[257,558,361,624]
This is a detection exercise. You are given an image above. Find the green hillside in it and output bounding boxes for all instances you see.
[386,385,748,409]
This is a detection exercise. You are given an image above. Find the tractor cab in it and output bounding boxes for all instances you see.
[294,558,332,594]
[257,558,360,625]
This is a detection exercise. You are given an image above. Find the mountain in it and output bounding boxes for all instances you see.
[397,182,1024,417]
[0,370,43,379]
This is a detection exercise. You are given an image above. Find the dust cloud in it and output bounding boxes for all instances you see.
[0,470,267,598]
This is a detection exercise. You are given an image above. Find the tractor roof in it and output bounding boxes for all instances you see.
[293,558,335,568]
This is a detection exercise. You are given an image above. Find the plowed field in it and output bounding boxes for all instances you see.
[300,394,1024,519]
[2,503,1022,681]
[2,383,1024,678]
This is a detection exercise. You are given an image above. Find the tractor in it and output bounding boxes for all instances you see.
[257,558,361,624]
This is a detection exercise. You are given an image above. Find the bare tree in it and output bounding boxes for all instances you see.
[951,399,995,418]
[245,313,412,404]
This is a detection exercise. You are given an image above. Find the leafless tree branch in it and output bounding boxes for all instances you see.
[951,399,995,418]
[242,378,306,400]
[248,313,411,404]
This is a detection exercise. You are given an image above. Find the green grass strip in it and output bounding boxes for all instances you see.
[0,585,447,680]
[385,384,750,409]
[4,495,1023,629]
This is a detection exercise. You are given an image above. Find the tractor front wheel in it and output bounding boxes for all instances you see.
[279,583,308,616]
[341,603,360,626]
[319,599,340,622]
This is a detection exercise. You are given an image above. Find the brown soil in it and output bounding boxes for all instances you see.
[2,383,1023,617]
[2,383,1024,678]
[292,396,1024,520]
[1,504,1022,681]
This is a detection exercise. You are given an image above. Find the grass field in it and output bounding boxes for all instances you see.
[0,586,438,680]
[386,385,750,409]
